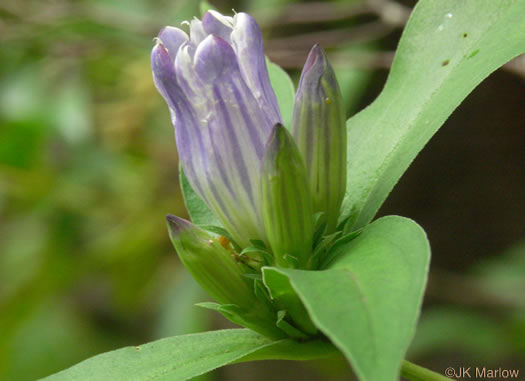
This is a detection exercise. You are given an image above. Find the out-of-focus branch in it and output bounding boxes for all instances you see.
[266,21,392,51]
[2,0,523,79]
[257,2,373,26]
[0,0,158,41]
[257,0,411,28]
[269,49,395,70]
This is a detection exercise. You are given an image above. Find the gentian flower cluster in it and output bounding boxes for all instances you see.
[152,10,346,338]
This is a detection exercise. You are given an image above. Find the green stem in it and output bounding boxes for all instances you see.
[401,360,453,381]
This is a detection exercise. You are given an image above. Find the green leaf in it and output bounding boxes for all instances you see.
[42,329,336,381]
[267,58,295,129]
[264,216,430,381]
[179,166,221,227]
[340,0,525,230]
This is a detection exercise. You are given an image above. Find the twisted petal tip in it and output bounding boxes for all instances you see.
[302,44,333,84]
[303,43,322,72]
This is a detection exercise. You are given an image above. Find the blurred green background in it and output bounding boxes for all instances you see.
[1,0,524,380]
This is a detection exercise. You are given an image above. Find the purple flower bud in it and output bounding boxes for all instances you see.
[292,45,347,233]
[152,12,347,269]
[152,12,282,248]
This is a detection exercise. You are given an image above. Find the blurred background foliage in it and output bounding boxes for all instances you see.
[0,0,524,380]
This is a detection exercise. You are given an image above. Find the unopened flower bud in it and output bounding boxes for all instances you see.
[166,214,255,308]
[261,124,314,269]
[166,214,285,338]
[292,44,346,233]
[152,11,281,249]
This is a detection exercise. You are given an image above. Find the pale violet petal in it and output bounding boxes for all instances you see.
[202,10,233,42]
[190,18,207,45]
[189,35,276,245]
[157,26,188,62]
[231,13,282,125]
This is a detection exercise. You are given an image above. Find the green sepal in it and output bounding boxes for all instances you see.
[249,239,268,250]
[312,212,328,248]
[262,267,318,336]
[179,166,220,227]
[196,303,286,340]
[276,311,309,340]
[310,231,342,269]
[320,229,362,269]
[241,273,263,281]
